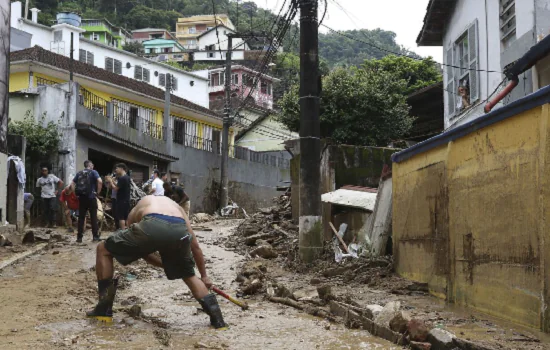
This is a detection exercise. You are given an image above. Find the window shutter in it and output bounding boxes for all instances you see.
[105,57,114,72]
[143,69,150,83]
[446,47,455,117]
[53,30,62,42]
[87,51,94,65]
[79,49,86,62]
[159,73,166,86]
[172,76,178,91]
[468,19,479,104]
[114,59,122,74]
[134,65,142,80]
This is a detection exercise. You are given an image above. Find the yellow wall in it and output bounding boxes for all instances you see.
[393,103,550,331]
[9,72,29,92]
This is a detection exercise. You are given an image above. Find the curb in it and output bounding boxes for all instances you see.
[0,243,48,271]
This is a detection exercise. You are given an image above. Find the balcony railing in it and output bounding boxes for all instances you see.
[78,89,288,168]
[36,76,59,87]
[79,87,108,117]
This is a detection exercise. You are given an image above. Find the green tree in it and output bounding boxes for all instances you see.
[362,55,442,95]
[9,111,62,161]
[122,41,144,55]
[277,67,413,147]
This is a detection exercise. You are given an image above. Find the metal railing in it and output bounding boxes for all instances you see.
[232,145,290,169]
[143,119,167,140]
[36,76,59,87]
[79,87,108,117]
[172,130,221,154]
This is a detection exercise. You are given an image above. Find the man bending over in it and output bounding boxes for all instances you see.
[86,195,227,329]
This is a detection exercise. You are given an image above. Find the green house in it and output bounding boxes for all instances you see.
[143,39,185,54]
[80,19,130,49]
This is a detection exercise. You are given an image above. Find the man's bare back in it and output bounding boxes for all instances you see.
[128,195,189,225]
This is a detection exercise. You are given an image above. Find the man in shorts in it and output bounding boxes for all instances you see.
[106,163,131,230]
[86,196,227,329]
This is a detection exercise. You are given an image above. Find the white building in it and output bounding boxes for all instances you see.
[10,1,210,108]
[418,0,550,130]
[194,25,250,62]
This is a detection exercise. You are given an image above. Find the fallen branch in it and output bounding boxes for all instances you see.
[268,296,304,310]
[267,296,333,320]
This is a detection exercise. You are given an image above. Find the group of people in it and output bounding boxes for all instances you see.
[30,162,225,329]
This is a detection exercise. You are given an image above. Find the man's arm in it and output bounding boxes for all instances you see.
[148,182,156,195]
[96,172,103,195]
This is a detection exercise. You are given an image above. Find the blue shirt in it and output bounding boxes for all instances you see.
[73,170,100,199]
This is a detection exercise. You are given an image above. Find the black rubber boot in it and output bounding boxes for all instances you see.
[86,278,118,322]
[198,294,227,329]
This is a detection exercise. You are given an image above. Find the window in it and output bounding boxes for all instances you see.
[159,73,166,86]
[163,48,172,53]
[231,73,239,86]
[129,107,139,130]
[261,81,272,95]
[151,33,163,39]
[500,0,516,47]
[134,66,150,82]
[92,33,100,41]
[171,76,178,91]
[105,57,122,74]
[210,72,225,86]
[188,40,197,45]
[173,118,186,144]
[445,20,479,118]
[189,27,197,34]
[243,74,255,87]
[53,30,62,43]
[208,52,215,58]
[79,49,94,65]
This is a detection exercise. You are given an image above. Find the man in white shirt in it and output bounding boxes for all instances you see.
[149,169,165,196]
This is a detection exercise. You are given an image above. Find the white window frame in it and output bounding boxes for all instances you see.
[189,27,197,34]
[92,33,100,41]
[231,73,239,86]
[445,20,479,120]
[79,49,94,65]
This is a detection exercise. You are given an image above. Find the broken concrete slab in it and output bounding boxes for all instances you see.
[408,319,430,342]
[365,304,384,319]
[411,341,432,350]
[364,175,393,256]
[428,328,456,350]
[374,301,401,327]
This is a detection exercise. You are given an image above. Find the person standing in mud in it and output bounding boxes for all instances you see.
[105,163,131,230]
[36,166,64,228]
[86,196,227,329]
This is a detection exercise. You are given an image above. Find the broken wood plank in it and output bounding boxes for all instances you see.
[329,222,349,253]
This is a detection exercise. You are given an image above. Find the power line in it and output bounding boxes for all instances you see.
[211,0,226,62]
[321,24,503,74]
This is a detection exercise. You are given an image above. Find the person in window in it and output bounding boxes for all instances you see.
[106,164,131,230]
[149,169,165,196]
[457,85,471,111]
[36,167,64,228]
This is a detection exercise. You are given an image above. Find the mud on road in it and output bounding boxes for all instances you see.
[0,221,396,349]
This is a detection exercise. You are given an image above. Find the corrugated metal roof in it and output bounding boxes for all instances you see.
[321,189,377,211]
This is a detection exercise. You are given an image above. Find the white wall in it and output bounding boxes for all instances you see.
[194,50,245,61]
[79,40,209,107]
[198,29,248,51]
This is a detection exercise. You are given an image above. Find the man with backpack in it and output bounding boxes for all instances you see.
[71,160,103,243]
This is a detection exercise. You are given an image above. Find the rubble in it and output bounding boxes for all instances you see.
[408,319,430,342]
[428,328,456,350]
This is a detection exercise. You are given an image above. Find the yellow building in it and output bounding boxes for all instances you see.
[9,46,232,187]
[176,14,235,49]
[392,86,550,332]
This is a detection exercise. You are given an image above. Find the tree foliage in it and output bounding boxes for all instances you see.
[122,41,144,55]
[362,55,442,95]
[277,66,414,147]
[8,111,62,161]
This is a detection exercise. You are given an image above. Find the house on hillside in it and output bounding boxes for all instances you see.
[132,28,178,42]
[80,18,131,49]
[142,39,188,62]
[417,0,550,130]
[176,14,235,50]
[10,1,210,108]
[194,25,250,62]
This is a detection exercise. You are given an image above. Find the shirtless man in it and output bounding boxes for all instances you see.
[86,196,227,329]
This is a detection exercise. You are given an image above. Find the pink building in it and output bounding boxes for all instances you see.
[206,65,280,110]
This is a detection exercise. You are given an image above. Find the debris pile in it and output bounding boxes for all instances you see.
[226,193,296,258]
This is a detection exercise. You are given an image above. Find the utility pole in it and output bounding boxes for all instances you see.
[298,0,322,263]
[164,73,173,166]
[24,0,29,19]
[220,36,233,209]
[69,33,74,81]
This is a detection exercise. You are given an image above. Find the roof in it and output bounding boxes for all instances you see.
[197,25,235,39]
[142,39,185,51]
[11,46,220,119]
[19,18,53,31]
[392,83,550,164]
[80,38,207,81]
[132,28,171,33]
[417,0,457,46]
[321,188,378,211]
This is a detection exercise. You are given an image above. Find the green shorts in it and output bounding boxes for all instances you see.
[104,214,195,280]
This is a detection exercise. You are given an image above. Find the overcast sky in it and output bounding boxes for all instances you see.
[249,0,443,61]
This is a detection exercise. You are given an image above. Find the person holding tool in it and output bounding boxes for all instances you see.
[86,195,227,329]
[105,163,131,230]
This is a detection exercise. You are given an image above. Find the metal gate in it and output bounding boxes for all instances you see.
[25,164,65,226]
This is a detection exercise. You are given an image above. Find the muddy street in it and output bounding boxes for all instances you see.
[0,221,396,349]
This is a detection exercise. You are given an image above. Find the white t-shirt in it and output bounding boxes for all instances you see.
[151,178,165,196]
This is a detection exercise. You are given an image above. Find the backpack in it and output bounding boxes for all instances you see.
[75,170,91,197]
